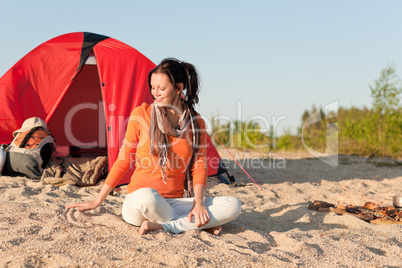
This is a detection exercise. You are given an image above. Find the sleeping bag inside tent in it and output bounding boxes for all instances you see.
[0,32,232,186]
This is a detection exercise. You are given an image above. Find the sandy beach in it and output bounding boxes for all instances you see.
[0,149,401,267]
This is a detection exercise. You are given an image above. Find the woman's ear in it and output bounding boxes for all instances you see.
[176,83,184,94]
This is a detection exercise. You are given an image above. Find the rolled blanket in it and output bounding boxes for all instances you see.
[41,156,107,186]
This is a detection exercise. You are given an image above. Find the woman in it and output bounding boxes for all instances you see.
[66,58,241,235]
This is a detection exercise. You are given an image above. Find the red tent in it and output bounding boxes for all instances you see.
[0,32,229,186]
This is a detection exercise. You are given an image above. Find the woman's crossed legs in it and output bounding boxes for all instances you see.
[121,188,241,234]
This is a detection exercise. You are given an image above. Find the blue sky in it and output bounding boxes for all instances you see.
[1,1,401,136]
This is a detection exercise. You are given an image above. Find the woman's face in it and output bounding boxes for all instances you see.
[150,73,181,107]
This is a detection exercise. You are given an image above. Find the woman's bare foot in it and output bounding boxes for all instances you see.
[138,220,163,235]
[204,225,222,235]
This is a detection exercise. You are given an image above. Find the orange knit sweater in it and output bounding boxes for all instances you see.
[105,103,207,198]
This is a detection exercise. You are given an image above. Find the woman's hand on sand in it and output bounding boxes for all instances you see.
[187,203,210,227]
[65,184,113,212]
[65,199,101,211]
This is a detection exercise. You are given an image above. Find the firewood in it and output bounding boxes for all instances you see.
[332,207,347,215]
[336,204,346,210]
[307,201,401,224]
[349,211,374,222]
[362,202,379,210]
[308,201,335,211]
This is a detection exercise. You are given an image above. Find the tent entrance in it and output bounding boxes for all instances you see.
[48,64,107,157]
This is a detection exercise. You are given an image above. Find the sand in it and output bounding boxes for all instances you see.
[0,149,401,267]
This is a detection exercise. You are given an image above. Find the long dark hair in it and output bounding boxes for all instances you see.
[148,58,200,114]
[148,58,201,197]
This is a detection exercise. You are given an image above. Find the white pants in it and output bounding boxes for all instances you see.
[121,188,241,234]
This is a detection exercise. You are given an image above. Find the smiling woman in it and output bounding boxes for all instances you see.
[66,58,241,235]
[150,73,181,108]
